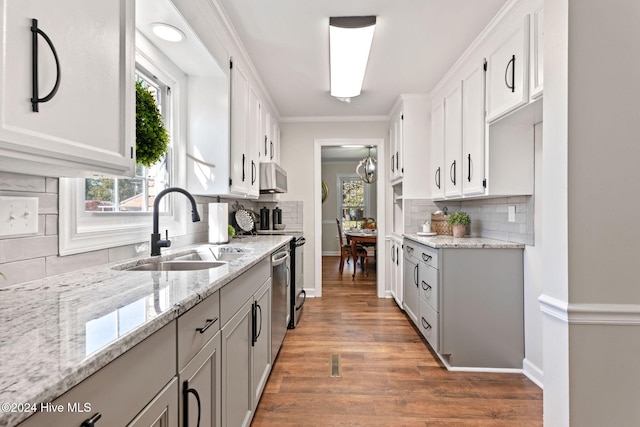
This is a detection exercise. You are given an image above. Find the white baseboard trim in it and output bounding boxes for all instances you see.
[522,358,544,389]
[322,251,340,256]
[540,294,640,325]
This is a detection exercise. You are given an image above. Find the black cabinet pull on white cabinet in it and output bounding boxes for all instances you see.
[31,19,61,112]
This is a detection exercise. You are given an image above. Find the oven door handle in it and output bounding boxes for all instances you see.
[295,290,306,311]
[272,251,290,266]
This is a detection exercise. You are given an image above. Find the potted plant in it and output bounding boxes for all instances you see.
[136,80,170,167]
[447,211,470,238]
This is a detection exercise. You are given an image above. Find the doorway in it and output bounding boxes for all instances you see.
[313,138,386,297]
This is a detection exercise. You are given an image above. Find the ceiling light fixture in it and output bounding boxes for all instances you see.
[329,16,376,99]
[356,147,377,184]
[151,23,185,42]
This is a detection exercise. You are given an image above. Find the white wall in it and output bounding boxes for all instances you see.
[278,121,388,296]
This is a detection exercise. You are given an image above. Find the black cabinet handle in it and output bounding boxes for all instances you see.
[421,280,432,291]
[467,154,471,182]
[421,317,432,330]
[255,303,263,341]
[251,160,256,185]
[391,245,395,263]
[406,245,414,254]
[80,413,102,427]
[396,247,399,266]
[413,264,418,287]
[242,154,246,182]
[251,302,256,346]
[435,167,441,189]
[264,135,268,156]
[183,380,201,427]
[505,54,515,93]
[396,151,399,171]
[391,154,395,173]
[270,141,274,159]
[421,253,432,262]
[195,317,218,334]
[450,161,456,185]
[31,19,61,112]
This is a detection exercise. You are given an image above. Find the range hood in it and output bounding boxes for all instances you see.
[259,162,288,194]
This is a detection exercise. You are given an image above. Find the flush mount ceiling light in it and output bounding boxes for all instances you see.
[150,23,185,42]
[329,16,376,100]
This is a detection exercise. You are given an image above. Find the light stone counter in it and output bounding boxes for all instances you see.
[0,235,292,427]
[403,233,525,249]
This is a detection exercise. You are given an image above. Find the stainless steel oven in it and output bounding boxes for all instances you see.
[288,236,306,328]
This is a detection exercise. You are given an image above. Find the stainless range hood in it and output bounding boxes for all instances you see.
[260,162,288,194]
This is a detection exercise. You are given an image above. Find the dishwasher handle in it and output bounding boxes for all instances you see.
[272,250,290,266]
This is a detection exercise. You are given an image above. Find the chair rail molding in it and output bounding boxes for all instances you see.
[539,294,640,325]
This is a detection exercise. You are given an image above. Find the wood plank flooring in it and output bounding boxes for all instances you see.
[251,256,542,426]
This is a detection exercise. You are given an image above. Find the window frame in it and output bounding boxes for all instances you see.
[59,33,188,256]
[336,173,372,230]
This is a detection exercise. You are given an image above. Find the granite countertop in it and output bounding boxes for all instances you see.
[0,235,292,427]
[403,233,525,249]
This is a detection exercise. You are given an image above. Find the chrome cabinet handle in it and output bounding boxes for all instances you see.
[31,19,61,112]
[195,317,218,334]
[414,264,418,287]
[450,160,456,185]
[435,167,441,189]
[391,154,395,172]
[251,160,257,185]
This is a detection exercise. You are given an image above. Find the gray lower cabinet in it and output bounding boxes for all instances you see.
[403,243,419,324]
[18,322,178,427]
[220,258,271,427]
[403,238,524,369]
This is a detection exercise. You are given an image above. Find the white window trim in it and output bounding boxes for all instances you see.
[59,33,188,256]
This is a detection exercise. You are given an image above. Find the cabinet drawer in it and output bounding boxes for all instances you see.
[18,322,176,427]
[404,241,419,262]
[220,258,269,326]
[418,245,438,268]
[418,299,439,353]
[418,262,439,311]
[178,290,220,370]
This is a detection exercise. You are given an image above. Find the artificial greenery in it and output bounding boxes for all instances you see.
[136,80,169,167]
[228,225,236,238]
[447,211,471,226]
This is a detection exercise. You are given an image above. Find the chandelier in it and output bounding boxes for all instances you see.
[356,147,376,184]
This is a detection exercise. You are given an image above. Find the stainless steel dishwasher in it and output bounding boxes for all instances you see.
[271,246,290,364]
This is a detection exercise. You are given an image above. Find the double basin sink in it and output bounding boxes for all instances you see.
[113,246,251,272]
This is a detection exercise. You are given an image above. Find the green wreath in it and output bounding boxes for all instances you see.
[135,80,169,167]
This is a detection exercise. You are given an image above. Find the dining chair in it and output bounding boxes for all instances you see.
[336,219,368,275]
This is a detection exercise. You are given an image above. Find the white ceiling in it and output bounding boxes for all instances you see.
[322,146,377,163]
[217,0,508,119]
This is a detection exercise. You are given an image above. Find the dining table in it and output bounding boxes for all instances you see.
[344,229,377,279]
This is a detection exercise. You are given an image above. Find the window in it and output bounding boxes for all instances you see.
[84,71,171,214]
[338,174,371,229]
[59,36,187,256]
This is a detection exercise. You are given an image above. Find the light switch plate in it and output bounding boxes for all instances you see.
[508,205,516,222]
[0,196,39,237]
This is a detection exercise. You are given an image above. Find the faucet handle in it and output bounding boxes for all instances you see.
[163,230,172,248]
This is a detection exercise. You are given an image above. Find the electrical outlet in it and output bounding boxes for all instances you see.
[0,196,39,237]
[508,205,516,222]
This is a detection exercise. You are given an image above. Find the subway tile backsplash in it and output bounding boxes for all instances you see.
[404,196,534,246]
[0,171,303,288]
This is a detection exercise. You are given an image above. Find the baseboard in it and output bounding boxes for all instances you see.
[322,251,340,256]
[522,358,544,389]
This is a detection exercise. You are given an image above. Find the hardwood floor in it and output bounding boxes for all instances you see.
[251,256,542,426]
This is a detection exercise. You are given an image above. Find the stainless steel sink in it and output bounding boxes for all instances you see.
[125,261,226,271]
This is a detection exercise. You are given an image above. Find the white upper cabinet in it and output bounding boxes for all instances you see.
[230,59,250,196]
[0,0,135,177]
[389,109,403,182]
[443,85,462,198]
[247,85,261,197]
[430,100,445,199]
[486,15,530,123]
[461,61,487,196]
[530,6,544,100]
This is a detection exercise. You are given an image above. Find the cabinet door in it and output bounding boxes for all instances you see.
[444,85,462,198]
[402,253,419,324]
[128,378,179,427]
[261,110,271,161]
[389,110,403,181]
[230,60,250,195]
[394,242,403,308]
[430,100,445,199]
[252,280,272,408]
[221,299,253,427]
[462,62,486,196]
[530,6,544,100]
[0,0,135,177]
[486,16,530,122]
[270,121,280,163]
[247,85,261,198]
[180,332,222,427]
